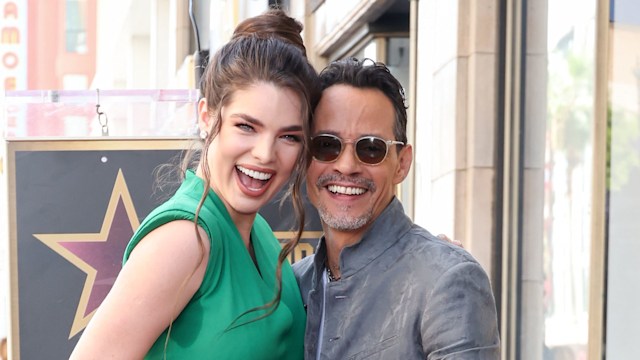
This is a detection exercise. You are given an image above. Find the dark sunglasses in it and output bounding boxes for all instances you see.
[310,134,405,165]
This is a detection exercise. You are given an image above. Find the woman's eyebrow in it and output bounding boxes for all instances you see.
[231,113,302,132]
[230,113,261,125]
[280,124,303,132]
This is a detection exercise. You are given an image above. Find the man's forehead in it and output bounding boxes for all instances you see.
[318,84,386,104]
[313,85,395,134]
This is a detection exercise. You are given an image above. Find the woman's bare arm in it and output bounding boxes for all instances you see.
[70,220,210,359]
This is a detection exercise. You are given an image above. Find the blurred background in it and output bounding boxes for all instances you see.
[1,0,639,359]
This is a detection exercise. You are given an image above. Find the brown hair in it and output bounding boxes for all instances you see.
[192,9,320,329]
[232,8,307,56]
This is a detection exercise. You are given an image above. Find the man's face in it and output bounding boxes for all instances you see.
[306,84,412,234]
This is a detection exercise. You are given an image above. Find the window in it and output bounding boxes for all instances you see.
[605,1,640,357]
[65,0,87,53]
[542,1,596,357]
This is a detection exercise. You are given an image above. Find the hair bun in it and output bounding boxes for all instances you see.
[232,9,307,57]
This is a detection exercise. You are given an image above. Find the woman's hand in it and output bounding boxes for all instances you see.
[437,234,463,247]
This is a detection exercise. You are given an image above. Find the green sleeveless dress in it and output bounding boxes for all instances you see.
[123,170,305,359]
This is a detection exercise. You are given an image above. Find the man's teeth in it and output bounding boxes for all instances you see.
[237,166,272,180]
[328,185,366,195]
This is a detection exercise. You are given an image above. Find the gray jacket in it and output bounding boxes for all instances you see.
[293,198,500,359]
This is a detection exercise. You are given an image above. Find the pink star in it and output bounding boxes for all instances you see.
[35,170,140,338]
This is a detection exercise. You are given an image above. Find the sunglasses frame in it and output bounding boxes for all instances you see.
[310,133,405,165]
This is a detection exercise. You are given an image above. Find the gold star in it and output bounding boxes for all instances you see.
[34,169,140,338]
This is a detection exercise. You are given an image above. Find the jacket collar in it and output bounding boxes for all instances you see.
[311,197,413,281]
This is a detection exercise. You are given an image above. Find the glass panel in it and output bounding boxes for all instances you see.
[606,1,640,358]
[544,0,597,357]
[2,89,199,138]
[386,37,410,100]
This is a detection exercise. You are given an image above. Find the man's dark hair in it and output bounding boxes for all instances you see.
[318,57,408,144]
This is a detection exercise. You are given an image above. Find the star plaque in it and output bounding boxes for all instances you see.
[34,169,140,338]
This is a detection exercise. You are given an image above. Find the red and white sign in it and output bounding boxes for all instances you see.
[1,0,27,91]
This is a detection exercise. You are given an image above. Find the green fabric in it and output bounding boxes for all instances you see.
[123,170,305,359]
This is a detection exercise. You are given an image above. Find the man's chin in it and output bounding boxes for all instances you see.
[318,208,372,232]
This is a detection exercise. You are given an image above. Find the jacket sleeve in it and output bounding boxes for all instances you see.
[421,261,500,359]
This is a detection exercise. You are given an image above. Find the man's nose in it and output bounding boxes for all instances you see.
[332,143,361,174]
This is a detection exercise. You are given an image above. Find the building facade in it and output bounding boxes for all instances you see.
[301,0,638,359]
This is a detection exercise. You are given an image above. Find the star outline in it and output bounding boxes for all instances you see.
[34,169,140,338]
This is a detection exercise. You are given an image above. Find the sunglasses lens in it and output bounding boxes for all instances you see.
[311,135,342,162]
[356,137,388,164]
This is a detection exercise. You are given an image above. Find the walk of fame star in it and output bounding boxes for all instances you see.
[34,169,140,339]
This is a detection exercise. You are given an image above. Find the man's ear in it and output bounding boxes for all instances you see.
[197,97,213,134]
[393,144,413,185]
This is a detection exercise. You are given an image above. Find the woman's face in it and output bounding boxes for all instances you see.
[200,82,304,221]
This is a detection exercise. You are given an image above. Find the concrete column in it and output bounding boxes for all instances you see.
[520,0,548,358]
[414,0,498,278]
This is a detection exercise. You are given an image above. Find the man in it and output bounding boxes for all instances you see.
[293,58,500,359]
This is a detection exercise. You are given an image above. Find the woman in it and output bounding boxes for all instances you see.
[70,10,321,359]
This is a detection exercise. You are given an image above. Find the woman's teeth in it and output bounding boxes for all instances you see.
[237,165,272,181]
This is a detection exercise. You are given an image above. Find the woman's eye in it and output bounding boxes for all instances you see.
[237,123,254,132]
[281,134,302,143]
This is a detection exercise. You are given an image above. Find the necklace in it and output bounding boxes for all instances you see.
[326,265,341,282]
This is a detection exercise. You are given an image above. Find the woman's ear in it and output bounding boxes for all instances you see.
[197,98,213,136]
